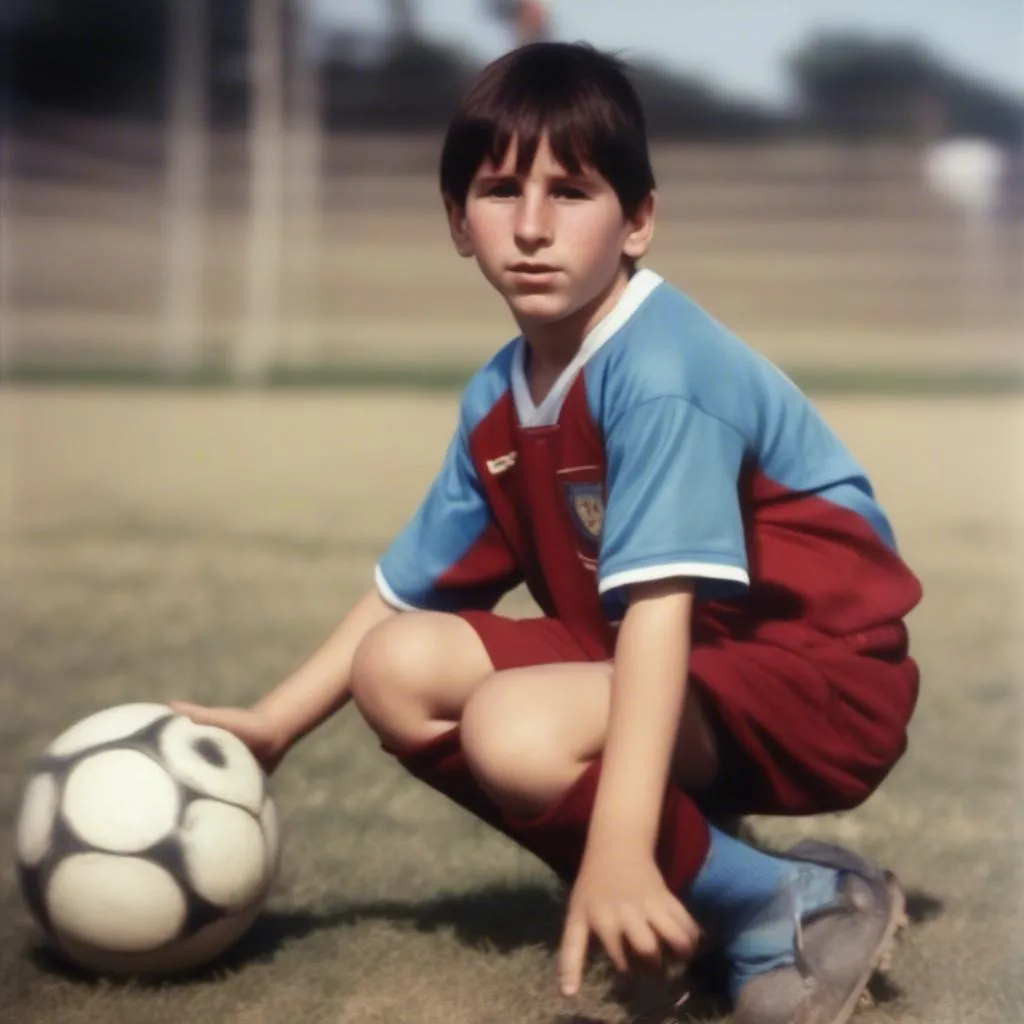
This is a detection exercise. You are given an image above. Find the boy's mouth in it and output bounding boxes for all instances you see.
[509,262,560,275]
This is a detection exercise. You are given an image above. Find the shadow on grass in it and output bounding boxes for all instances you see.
[25,883,564,988]
[905,888,945,925]
[28,882,943,1022]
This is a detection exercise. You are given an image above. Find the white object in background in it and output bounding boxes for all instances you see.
[924,137,1007,214]
[923,137,1008,323]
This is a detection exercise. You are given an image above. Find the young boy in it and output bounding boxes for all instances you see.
[174,42,922,1023]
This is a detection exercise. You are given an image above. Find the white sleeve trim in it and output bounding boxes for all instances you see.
[374,564,422,612]
[598,562,749,595]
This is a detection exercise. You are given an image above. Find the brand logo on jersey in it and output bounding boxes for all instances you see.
[564,482,604,541]
[486,452,518,476]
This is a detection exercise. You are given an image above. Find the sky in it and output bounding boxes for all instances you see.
[316,0,1024,108]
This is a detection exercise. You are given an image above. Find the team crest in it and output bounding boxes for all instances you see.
[564,482,605,541]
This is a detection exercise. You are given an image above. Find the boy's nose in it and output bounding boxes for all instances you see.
[513,195,554,248]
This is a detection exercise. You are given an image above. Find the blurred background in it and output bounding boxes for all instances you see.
[2,0,1022,384]
[3,12,1023,1021]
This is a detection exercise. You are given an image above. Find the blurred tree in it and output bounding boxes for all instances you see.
[3,0,252,124]
[321,35,476,131]
[630,63,789,141]
[6,0,168,118]
[789,32,1023,146]
[6,6,1020,146]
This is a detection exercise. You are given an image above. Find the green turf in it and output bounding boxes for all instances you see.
[2,391,1022,1023]
[5,358,1024,396]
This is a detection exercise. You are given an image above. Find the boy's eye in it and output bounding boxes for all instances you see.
[484,180,519,197]
[553,185,588,200]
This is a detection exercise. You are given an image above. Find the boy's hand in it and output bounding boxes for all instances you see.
[168,701,284,775]
[558,844,700,997]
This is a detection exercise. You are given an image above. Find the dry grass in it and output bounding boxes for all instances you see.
[1,389,1022,1023]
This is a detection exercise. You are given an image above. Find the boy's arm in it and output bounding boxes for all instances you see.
[252,587,397,756]
[172,586,396,771]
[558,576,699,995]
[587,577,694,851]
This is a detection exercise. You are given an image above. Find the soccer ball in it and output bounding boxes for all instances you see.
[13,702,280,976]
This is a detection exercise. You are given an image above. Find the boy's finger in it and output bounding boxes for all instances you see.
[558,915,589,997]
[169,702,238,731]
[168,700,205,717]
[622,916,662,974]
[649,905,698,960]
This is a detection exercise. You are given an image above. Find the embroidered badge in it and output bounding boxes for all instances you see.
[564,482,605,541]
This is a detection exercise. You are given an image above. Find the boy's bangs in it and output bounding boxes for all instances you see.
[439,43,655,213]
[485,101,592,178]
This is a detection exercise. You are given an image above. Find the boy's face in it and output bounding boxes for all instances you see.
[447,133,654,331]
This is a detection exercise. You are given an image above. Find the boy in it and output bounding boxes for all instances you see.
[174,42,922,1023]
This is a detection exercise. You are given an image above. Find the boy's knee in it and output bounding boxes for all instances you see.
[461,676,575,818]
[350,613,446,753]
[350,611,490,756]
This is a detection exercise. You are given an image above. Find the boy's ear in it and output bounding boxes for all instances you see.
[622,191,656,261]
[444,196,475,258]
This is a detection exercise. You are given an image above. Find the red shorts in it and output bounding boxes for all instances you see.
[458,611,919,817]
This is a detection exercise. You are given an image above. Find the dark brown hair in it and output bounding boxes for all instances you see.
[439,42,656,216]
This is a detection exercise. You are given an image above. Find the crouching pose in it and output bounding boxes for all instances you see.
[175,42,921,1024]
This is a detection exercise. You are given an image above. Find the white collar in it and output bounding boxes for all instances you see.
[510,268,663,427]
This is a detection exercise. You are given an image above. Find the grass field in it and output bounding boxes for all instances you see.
[2,388,1022,1024]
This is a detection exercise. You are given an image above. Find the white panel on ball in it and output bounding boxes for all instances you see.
[159,717,264,813]
[47,853,187,953]
[181,800,267,910]
[16,774,59,867]
[46,703,172,757]
[63,750,180,852]
[55,906,265,977]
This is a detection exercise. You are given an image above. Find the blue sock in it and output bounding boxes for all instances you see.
[686,827,840,1001]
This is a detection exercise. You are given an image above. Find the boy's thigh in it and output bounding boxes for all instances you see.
[690,632,919,818]
[456,611,919,817]
[457,611,720,790]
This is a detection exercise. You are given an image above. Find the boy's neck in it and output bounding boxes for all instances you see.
[520,267,632,406]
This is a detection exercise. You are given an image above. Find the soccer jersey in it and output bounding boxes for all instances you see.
[376,269,922,659]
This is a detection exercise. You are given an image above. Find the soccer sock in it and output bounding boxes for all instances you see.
[685,827,840,1000]
[394,727,516,845]
[507,759,712,891]
[397,728,589,882]
[397,737,711,889]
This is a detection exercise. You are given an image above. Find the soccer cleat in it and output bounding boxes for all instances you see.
[730,840,909,1024]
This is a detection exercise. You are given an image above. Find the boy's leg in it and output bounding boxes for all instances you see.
[459,661,720,819]
[459,659,719,887]
[350,611,709,885]
[354,611,911,1018]
[446,614,915,1021]
[453,646,908,1022]
[349,610,519,840]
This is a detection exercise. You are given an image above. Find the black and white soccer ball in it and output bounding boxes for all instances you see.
[14,702,280,976]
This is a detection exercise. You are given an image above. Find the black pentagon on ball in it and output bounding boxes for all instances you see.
[191,737,228,768]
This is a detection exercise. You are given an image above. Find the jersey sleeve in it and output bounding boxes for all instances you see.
[375,413,522,613]
[599,396,749,609]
